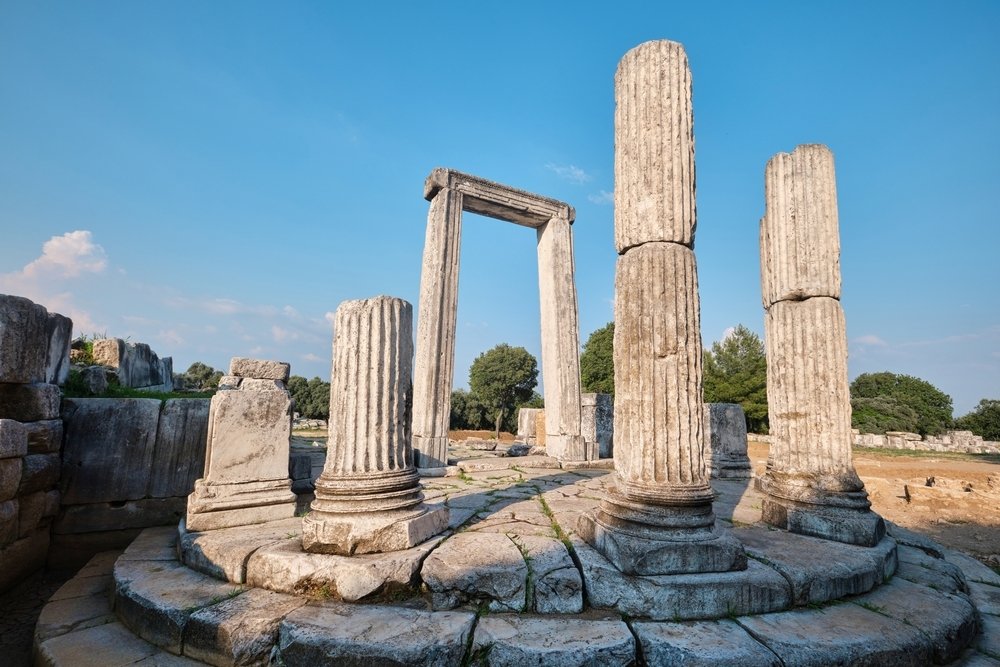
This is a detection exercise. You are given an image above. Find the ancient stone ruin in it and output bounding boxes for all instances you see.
[15,38,997,667]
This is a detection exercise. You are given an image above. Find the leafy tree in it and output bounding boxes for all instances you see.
[850,396,921,435]
[703,325,769,433]
[580,322,614,396]
[183,362,223,390]
[288,375,331,420]
[955,399,1000,441]
[469,344,539,440]
[449,389,489,430]
[849,372,953,436]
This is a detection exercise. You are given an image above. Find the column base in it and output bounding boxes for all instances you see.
[301,503,449,555]
[759,496,886,547]
[546,433,589,462]
[711,458,753,480]
[186,478,297,532]
[413,435,450,469]
[577,491,747,575]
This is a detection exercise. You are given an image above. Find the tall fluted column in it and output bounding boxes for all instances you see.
[756,144,884,546]
[412,188,463,469]
[578,40,745,575]
[302,296,448,555]
[537,213,587,460]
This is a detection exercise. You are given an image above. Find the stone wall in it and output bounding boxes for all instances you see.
[854,429,1000,455]
[0,295,70,592]
[50,397,209,569]
[92,338,173,391]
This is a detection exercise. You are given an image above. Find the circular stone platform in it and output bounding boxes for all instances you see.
[33,458,999,666]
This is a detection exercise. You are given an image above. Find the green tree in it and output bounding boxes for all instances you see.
[469,344,539,440]
[703,325,769,433]
[580,322,615,396]
[955,399,1000,441]
[449,389,489,430]
[183,362,223,390]
[288,375,331,419]
[849,372,953,436]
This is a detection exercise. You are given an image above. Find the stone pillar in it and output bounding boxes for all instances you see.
[578,40,745,575]
[185,358,297,531]
[536,214,586,460]
[704,403,752,479]
[516,407,542,445]
[756,144,884,546]
[581,393,614,459]
[412,188,463,469]
[302,296,448,555]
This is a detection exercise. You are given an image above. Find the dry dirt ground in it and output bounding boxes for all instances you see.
[748,441,1000,564]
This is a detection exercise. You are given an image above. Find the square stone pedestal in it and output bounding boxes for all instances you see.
[301,504,449,556]
[761,497,886,547]
[186,478,296,532]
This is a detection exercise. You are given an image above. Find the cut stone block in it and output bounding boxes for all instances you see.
[0,457,21,501]
[52,498,185,534]
[60,398,161,504]
[895,544,968,595]
[120,526,180,561]
[422,532,528,611]
[738,528,895,605]
[978,613,1000,662]
[247,534,443,601]
[852,576,977,664]
[228,357,290,382]
[969,580,1000,616]
[114,558,246,653]
[23,418,62,454]
[92,338,173,389]
[45,312,72,385]
[574,537,790,620]
[179,517,302,583]
[50,572,113,602]
[705,403,752,479]
[18,452,60,495]
[472,615,635,666]
[277,602,475,667]
[35,621,161,667]
[184,587,307,666]
[632,619,780,666]
[34,592,116,643]
[517,407,542,443]
[0,418,27,458]
[514,534,583,613]
[0,294,49,383]
[581,393,613,459]
[0,382,61,420]
[944,548,1000,587]
[149,398,209,498]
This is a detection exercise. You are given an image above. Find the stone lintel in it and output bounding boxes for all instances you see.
[424,167,574,227]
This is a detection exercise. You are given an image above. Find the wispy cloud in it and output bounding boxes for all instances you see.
[588,190,613,205]
[302,352,323,363]
[853,334,887,347]
[546,163,592,185]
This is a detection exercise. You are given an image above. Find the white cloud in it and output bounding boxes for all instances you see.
[22,230,107,278]
[271,325,300,343]
[324,311,337,325]
[545,163,592,184]
[854,334,888,347]
[158,329,185,346]
[587,190,613,205]
[721,326,737,341]
[302,352,323,363]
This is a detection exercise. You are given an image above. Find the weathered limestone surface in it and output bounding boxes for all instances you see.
[0,418,27,459]
[24,419,61,454]
[0,382,61,421]
[277,602,475,667]
[537,214,585,461]
[148,399,209,498]
[0,459,21,501]
[229,357,290,382]
[760,144,841,306]
[633,619,781,666]
[756,144,883,547]
[472,616,636,666]
[422,532,529,611]
[0,294,49,383]
[412,187,463,469]
[179,516,301,584]
[92,338,173,390]
[53,498,185,534]
[60,398,161,504]
[187,358,296,531]
[517,407,542,444]
[45,312,72,385]
[705,403,752,479]
[303,296,447,554]
[581,393,614,459]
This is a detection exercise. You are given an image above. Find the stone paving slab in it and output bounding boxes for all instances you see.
[35,621,190,667]
[978,613,1000,660]
[472,615,635,666]
[895,544,969,595]
[114,558,245,653]
[737,602,934,666]
[184,586,306,666]
[119,526,178,561]
[970,580,1000,616]
[737,527,895,605]
[573,536,791,620]
[945,549,1000,587]
[179,517,301,583]
[632,618,781,666]
[34,592,116,643]
[513,534,583,614]
[277,602,474,667]
[246,532,443,601]
[422,532,528,611]
[849,575,978,664]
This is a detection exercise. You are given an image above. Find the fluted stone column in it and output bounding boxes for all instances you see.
[302,296,448,555]
[537,213,587,460]
[578,40,745,575]
[756,144,884,546]
[412,188,463,469]
[705,403,752,480]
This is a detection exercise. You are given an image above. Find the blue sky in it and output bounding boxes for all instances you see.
[1,2,997,416]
